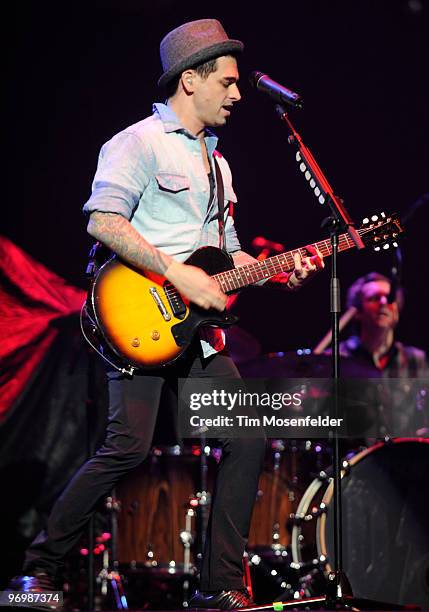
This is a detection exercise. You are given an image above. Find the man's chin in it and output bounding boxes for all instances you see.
[374,316,394,328]
[212,116,227,127]
[209,112,230,127]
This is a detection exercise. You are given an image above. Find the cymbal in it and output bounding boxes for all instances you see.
[238,351,333,378]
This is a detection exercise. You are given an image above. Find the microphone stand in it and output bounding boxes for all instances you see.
[258,104,412,611]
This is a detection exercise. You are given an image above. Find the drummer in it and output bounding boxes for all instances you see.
[332,272,428,441]
[339,272,428,377]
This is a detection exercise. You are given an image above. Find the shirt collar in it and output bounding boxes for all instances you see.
[346,335,398,367]
[153,102,218,152]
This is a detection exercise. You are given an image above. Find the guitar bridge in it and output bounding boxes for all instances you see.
[149,287,171,321]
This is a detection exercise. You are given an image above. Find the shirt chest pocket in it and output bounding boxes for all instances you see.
[149,172,191,223]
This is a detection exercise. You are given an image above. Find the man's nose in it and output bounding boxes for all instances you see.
[379,295,388,305]
[231,83,241,101]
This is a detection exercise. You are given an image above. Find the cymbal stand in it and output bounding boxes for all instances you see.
[97,491,128,609]
[181,437,211,607]
[180,505,196,607]
[195,435,211,564]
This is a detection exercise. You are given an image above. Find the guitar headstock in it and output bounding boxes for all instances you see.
[359,212,404,251]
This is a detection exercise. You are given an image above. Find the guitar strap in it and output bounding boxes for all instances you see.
[213,156,226,252]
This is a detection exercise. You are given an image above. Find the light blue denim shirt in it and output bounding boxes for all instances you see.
[83,103,241,357]
[83,103,241,259]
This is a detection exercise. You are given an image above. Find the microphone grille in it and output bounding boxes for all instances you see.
[249,71,265,87]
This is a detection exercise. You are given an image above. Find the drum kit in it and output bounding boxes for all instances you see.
[101,339,429,610]
[113,437,334,608]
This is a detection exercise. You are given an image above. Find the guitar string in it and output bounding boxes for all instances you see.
[163,223,396,298]
[163,234,353,298]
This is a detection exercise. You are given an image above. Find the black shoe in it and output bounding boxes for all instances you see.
[189,589,253,610]
[3,571,61,610]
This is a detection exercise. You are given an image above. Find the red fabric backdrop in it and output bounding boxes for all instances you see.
[0,237,86,420]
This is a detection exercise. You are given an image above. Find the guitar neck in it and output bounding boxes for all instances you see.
[213,231,361,293]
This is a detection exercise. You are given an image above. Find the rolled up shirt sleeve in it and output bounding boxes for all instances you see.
[83,131,153,219]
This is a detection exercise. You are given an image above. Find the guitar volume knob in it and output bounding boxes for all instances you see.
[131,338,141,347]
[151,330,161,341]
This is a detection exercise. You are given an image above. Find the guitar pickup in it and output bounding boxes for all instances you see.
[149,287,171,321]
[164,282,187,319]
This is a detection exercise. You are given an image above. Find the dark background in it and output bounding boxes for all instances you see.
[6,0,429,354]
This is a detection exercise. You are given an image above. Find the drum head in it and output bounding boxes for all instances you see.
[320,439,429,608]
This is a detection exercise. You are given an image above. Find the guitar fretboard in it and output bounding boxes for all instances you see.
[213,232,359,293]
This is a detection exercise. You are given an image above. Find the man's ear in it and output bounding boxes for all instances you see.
[181,70,196,93]
[391,303,400,327]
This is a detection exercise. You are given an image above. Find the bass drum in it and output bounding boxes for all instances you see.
[292,438,429,609]
[248,439,331,554]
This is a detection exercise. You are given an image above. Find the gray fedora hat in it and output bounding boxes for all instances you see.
[158,19,243,88]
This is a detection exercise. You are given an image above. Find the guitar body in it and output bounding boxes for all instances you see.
[89,246,238,369]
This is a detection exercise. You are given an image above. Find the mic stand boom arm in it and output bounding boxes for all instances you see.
[275,105,364,252]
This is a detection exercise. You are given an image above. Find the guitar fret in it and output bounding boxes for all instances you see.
[235,270,243,288]
[226,271,234,291]
[224,272,233,292]
[218,276,228,292]
[230,269,240,291]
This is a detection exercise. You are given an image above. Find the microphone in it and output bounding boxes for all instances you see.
[249,71,303,109]
[387,246,403,304]
[387,278,397,304]
[252,236,285,253]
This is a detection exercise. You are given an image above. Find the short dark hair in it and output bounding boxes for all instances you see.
[194,57,218,79]
[347,272,404,311]
[165,55,234,98]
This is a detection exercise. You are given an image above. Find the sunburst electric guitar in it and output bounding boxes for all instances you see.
[82,213,403,372]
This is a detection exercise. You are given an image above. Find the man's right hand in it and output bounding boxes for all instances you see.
[165,261,227,312]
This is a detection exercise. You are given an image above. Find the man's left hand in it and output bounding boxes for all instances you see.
[270,245,324,290]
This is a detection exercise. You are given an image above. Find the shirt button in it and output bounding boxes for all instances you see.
[193,152,199,156]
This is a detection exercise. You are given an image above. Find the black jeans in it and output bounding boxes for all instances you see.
[24,347,266,591]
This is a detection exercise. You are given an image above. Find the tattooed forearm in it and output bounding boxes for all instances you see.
[87,212,172,275]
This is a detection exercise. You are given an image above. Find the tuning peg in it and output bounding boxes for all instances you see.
[383,243,390,250]
[381,212,386,218]
[371,215,379,222]
[296,152,301,162]
[305,171,311,181]
[299,162,306,172]
[374,246,381,252]
[362,217,369,224]
[393,242,398,248]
